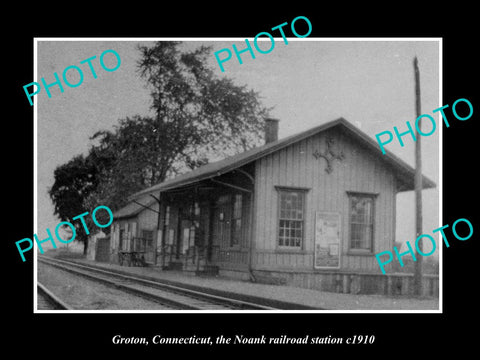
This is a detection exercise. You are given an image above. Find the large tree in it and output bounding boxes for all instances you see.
[50,41,270,253]
[87,42,270,207]
[136,41,270,174]
[48,150,113,253]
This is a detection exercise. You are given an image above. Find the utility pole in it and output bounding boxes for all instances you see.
[413,56,423,296]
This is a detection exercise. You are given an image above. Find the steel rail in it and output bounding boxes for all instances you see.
[38,256,277,310]
[37,282,72,310]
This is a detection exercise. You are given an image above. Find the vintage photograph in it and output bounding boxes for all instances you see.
[35,38,441,312]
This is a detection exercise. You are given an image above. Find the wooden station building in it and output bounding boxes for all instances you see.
[107,117,438,296]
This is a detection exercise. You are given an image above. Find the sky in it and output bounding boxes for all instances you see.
[36,38,440,253]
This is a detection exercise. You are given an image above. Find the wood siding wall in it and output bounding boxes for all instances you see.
[253,127,397,273]
[137,202,159,264]
[110,202,159,263]
[137,202,159,234]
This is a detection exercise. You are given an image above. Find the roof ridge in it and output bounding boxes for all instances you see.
[128,117,435,201]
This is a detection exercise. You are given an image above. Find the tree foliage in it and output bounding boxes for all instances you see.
[48,152,112,251]
[49,41,270,252]
[136,42,269,159]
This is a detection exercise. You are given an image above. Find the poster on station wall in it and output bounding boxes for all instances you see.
[314,211,341,269]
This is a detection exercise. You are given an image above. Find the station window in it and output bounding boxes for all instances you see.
[348,192,376,251]
[119,229,125,250]
[164,206,170,226]
[277,188,306,249]
[231,194,243,247]
[217,194,230,221]
[135,230,153,252]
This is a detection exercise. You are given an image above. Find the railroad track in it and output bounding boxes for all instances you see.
[38,256,278,310]
[37,282,72,310]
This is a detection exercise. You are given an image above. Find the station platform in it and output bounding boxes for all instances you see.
[44,253,440,311]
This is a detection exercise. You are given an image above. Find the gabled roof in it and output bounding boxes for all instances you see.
[130,117,436,200]
[113,194,157,220]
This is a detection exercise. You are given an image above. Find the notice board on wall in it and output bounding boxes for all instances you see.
[314,211,341,269]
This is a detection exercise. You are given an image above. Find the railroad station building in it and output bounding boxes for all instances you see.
[106,117,438,296]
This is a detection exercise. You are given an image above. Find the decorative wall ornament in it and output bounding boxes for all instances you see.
[312,136,345,174]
